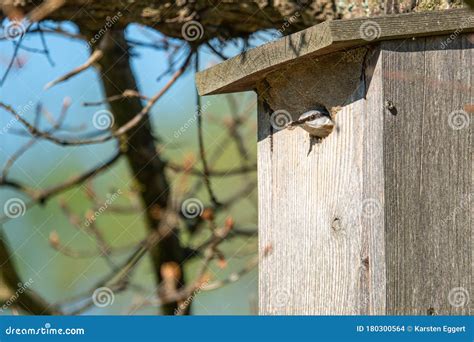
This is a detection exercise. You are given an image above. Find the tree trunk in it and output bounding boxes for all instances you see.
[0,228,60,315]
[95,29,187,315]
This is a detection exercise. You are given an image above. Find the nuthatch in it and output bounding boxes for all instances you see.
[289,107,335,138]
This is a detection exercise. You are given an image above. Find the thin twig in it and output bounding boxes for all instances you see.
[44,49,103,90]
[166,162,256,177]
[28,0,66,22]
[0,23,32,86]
[38,22,55,66]
[0,150,121,204]
[0,52,193,146]
[205,42,230,60]
[194,51,219,207]
[82,90,148,107]
[2,100,70,179]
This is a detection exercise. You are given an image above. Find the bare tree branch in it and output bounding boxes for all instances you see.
[195,52,219,207]
[0,150,121,204]
[0,227,61,315]
[44,49,103,90]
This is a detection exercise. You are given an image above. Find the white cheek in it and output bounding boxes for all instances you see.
[301,117,334,138]
[305,116,333,128]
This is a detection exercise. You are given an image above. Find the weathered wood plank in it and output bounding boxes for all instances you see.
[257,96,274,313]
[258,49,386,314]
[360,49,387,315]
[258,34,472,315]
[196,9,474,96]
[382,35,473,315]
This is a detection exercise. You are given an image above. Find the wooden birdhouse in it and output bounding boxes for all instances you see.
[196,9,473,315]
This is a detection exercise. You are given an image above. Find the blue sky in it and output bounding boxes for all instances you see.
[0,20,267,315]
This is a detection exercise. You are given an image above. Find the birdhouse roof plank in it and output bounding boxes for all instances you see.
[196,8,474,95]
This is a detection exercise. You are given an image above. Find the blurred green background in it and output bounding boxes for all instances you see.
[0,22,266,315]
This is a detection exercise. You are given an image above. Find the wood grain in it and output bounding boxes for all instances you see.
[197,9,474,96]
[382,34,473,315]
[258,48,386,314]
[258,34,472,315]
